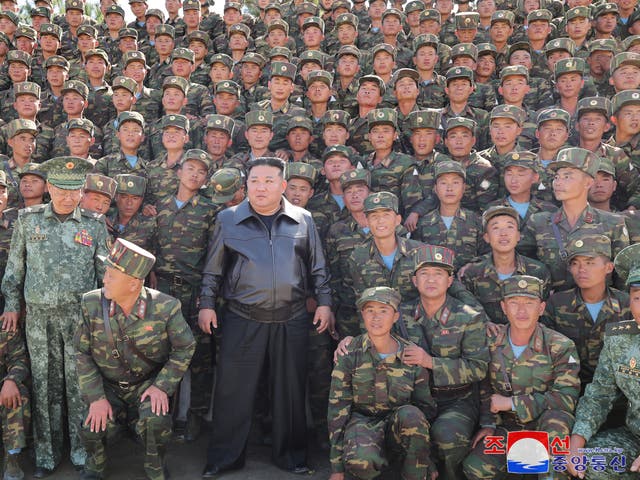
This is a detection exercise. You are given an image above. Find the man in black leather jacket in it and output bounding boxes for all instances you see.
[198,156,332,478]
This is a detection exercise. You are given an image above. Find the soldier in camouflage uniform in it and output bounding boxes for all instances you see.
[80,173,117,216]
[327,286,437,480]
[82,49,116,130]
[412,34,448,110]
[533,108,572,204]
[229,110,276,167]
[169,47,214,119]
[146,25,176,91]
[17,163,47,208]
[101,76,141,158]
[1,157,110,476]
[347,75,385,156]
[120,51,163,125]
[0,119,39,210]
[76,238,195,480]
[0,171,18,312]
[0,50,32,124]
[94,111,149,179]
[462,275,581,480]
[396,245,489,480]
[200,113,246,172]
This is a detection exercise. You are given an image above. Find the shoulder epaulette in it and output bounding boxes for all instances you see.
[18,204,46,215]
[79,208,104,221]
[606,320,640,336]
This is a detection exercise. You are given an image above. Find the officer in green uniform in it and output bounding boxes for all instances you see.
[76,238,195,480]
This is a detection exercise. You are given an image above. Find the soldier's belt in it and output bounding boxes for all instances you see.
[432,384,472,398]
[227,300,307,323]
[106,375,154,391]
[156,272,192,287]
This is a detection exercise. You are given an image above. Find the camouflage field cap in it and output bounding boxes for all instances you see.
[40,156,93,189]
[15,82,40,99]
[503,150,538,170]
[103,238,156,279]
[229,23,251,38]
[145,8,166,21]
[612,90,640,114]
[589,38,617,54]
[210,53,234,69]
[270,61,297,80]
[566,234,612,261]
[358,74,386,94]
[364,191,399,214]
[322,145,351,162]
[77,25,98,38]
[392,68,419,87]
[161,114,189,132]
[446,65,474,83]
[285,162,317,184]
[215,80,240,96]
[491,10,515,25]
[0,10,18,25]
[7,50,31,67]
[372,43,396,59]
[297,1,319,15]
[336,13,358,28]
[155,24,175,39]
[84,173,117,199]
[44,55,69,70]
[224,1,242,11]
[413,33,439,51]
[172,47,195,63]
[614,244,640,286]
[407,109,441,130]
[306,70,332,87]
[118,28,138,40]
[118,111,145,129]
[206,114,235,135]
[367,108,398,129]
[183,0,201,10]
[420,9,441,23]
[322,110,351,128]
[382,8,404,22]
[7,119,37,138]
[265,2,282,12]
[501,275,544,299]
[451,43,478,61]
[111,76,138,95]
[527,9,552,22]
[554,57,586,79]
[115,174,147,196]
[267,47,290,61]
[210,167,243,203]
[287,115,313,133]
[85,48,110,65]
[188,30,211,45]
[537,108,571,127]
[181,149,212,170]
[623,35,640,51]
[477,43,498,57]
[610,52,640,72]
[0,171,7,188]
[268,19,289,35]
[577,96,611,119]
[16,25,38,40]
[340,169,371,189]
[67,118,95,135]
[593,2,618,17]
[545,38,576,56]
[302,16,325,33]
[246,110,273,128]
[434,160,466,179]
[549,147,601,178]
[332,0,351,12]
[40,23,62,40]
[490,104,525,125]
[455,12,479,29]
[500,64,529,82]
[566,5,590,20]
[122,51,148,68]
[597,157,616,177]
[31,7,51,19]
[482,205,519,231]
[405,0,426,13]
[413,244,455,273]
[162,76,189,95]
[105,4,125,16]
[445,116,477,133]
[356,286,402,311]
[18,163,46,180]
[62,80,89,99]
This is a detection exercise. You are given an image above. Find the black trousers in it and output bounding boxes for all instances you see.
[207,309,309,470]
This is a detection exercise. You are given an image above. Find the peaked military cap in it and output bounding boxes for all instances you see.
[507,42,531,61]
[502,275,544,299]
[322,110,351,128]
[445,116,476,133]
[612,90,640,114]
[446,65,474,82]
[413,243,456,273]
[537,108,571,126]
[413,33,439,51]
[332,0,351,11]
[162,76,189,95]
[210,53,234,69]
[172,47,195,63]
[358,74,386,94]
[368,108,398,129]
[155,24,175,38]
[84,173,117,199]
[211,168,243,203]
[0,171,7,188]
[115,174,147,196]
[269,47,292,61]
[566,234,612,261]
[285,163,317,184]
[229,23,251,38]
[145,8,166,21]
[382,8,404,22]
[482,205,519,230]
[270,61,297,80]
[302,16,325,33]
[161,114,189,132]
[593,2,618,17]
[118,28,138,40]
[188,30,211,45]
[299,50,325,67]
[297,2,319,15]
[554,57,586,79]
[491,10,515,25]
[268,19,289,35]
[118,111,145,129]
[405,0,425,13]
[545,38,576,56]
[364,191,399,214]
[104,238,156,279]
[215,80,240,96]
[105,4,125,16]
[455,12,479,29]
[15,26,37,40]
[77,25,98,38]
[420,9,441,23]
[31,7,51,19]
[7,119,37,138]
[62,80,89,99]
[18,163,46,180]
[611,52,640,72]
[246,110,273,128]
[287,116,314,132]
[527,9,552,22]
[589,38,618,54]
[206,114,235,135]
[597,157,616,177]
[577,97,611,118]
[566,5,590,20]
[41,156,93,190]
[340,169,371,189]
[623,35,640,51]
[372,43,396,59]
[40,23,62,40]
[265,2,282,11]
[67,118,94,135]
[407,109,441,130]
[122,51,148,67]
[85,48,110,65]
[356,286,402,311]
[0,10,18,25]
[111,76,138,95]
[550,147,601,178]
[614,244,640,286]
[336,13,358,28]
[451,43,478,60]
[183,0,201,10]
[503,150,538,171]
[224,1,242,11]
[434,160,466,179]
[490,104,525,125]
[393,68,419,87]
[15,82,40,98]
[7,50,31,67]
[477,43,498,57]
[322,145,351,161]
[182,149,212,170]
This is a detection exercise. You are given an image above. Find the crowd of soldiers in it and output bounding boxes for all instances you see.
[0,0,640,478]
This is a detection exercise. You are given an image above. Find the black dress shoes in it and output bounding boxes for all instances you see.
[201,461,244,478]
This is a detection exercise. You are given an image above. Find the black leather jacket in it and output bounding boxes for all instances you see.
[199,198,332,321]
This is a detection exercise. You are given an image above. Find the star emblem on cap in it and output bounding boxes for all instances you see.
[590,100,597,105]
[513,153,520,160]
[561,154,567,161]
[417,117,423,123]
[554,41,560,47]
[215,184,223,191]
[169,115,175,120]
[377,111,384,118]
[455,68,461,74]
[550,112,557,117]
[518,279,528,288]
[215,119,221,125]
[435,253,443,260]
[633,93,640,99]
[498,12,504,17]
[258,115,264,121]
[575,240,584,247]
[373,197,380,203]
[96,180,103,188]
[65,162,74,169]
[127,181,134,187]
[350,171,356,178]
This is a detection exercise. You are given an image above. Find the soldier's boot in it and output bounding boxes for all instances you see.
[3,453,23,480]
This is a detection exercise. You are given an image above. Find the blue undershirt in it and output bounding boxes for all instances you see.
[381,249,397,271]
[585,300,605,323]
[175,198,186,209]
[508,197,530,219]
[124,154,138,168]
[331,193,345,210]
[497,272,513,281]
[509,333,527,359]
[441,215,454,229]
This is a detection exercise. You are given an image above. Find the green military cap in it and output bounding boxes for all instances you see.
[299,50,325,67]
[537,107,571,126]
[337,45,361,59]
[545,38,576,56]
[405,0,426,13]
[297,1,319,15]
[629,8,640,27]
[246,110,273,128]
[622,35,640,51]
[188,30,211,45]
[103,238,156,279]
[434,159,466,179]
[322,145,351,161]
[7,50,31,67]
[16,26,37,41]
[413,244,456,273]
[31,7,51,19]
[589,38,618,54]
[162,76,189,95]
[407,109,441,130]
[155,24,175,39]
[224,1,242,11]
[420,9,441,23]
[477,43,498,57]
[161,114,189,132]
[491,10,515,25]
[482,205,519,230]
[367,108,397,129]
[270,61,297,80]
[265,2,282,12]
[593,2,618,17]
[340,169,371,190]
[566,234,612,261]
[322,110,351,128]
[332,0,351,11]
[84,173,117,199]
[393,68,419,87]
[0,10,18,25]
[210,53,234,69]
[446,65,474,83]
[507,42,531,61]
[85,48,110,65]
[172,47,195,63]
[118,111,145,129]
[451,43,478,61]
[455,12,479,29]
[302,16,325,33]
[503,150,538,170]
[285,162,317,184]
[210,168,243,203]
[241,52,266,67]
[413,33,439,51]
[229,23,251,38]
[215,79,240,96]
[611,52,640,72]
[77,25,98,38]
[269,47,292,61]
[268,19,289,35]
[18,163,46,180]
[206,114,235,135]
[65,0,83,11]
[105,4,125,16]
[62,80,89,99]
[527,9,552,22]
[336,13,358,28]
[67,118,95,135]
[183,0,201,10]
[129,0,147,3]
[14,81,40,98]
[554,57,586,79]
[446,116,476,133]
[364,191,399,214]
[356,286,402,311]
[550,147,601,178]
[182,149,212,170]
[611,90,640,115]
[490,104,525,125]
[501,275,544,299]
[614,244,640,286]
[115,174,147,196]
[119,28,138,40]
[40,156,93,190]
[382,8,404,22]
[597,157,616,177]
[306,70,332,88]
[40,23,62,40]
[566,5,590,20]
[145,8,166,21]
[0,171,7,188]
[7,119,37,138]
[372,43,396,59]
[577,96,611,119]
[122,51,148,67]
[111,76,138,95]
[287,115,313,133]
[500,64,529,82]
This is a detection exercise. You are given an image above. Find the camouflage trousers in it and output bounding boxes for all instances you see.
[307,324,332,436]
[463,409,575,480]
[342,406,434,480]
[1,380,29,451]
[581,426,640,480]
[81,379,172,480]
[25,303,86,470]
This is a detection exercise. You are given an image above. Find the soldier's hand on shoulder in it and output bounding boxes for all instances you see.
[198,308,218,334]
[141,385,169,416]
[85,398,113,433]
[0,312,19,333]
[402,344,432,369]
[403,212,419,233]
[486,321,501,338]
[333,336,353,362]
[0,379,21,410]
[142,204,157,217]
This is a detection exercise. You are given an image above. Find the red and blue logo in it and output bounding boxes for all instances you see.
[507,431,550,474]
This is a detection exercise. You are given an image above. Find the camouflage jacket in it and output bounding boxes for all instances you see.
[146,58,173,90]
[94,150,149,179]
[85,83,116,130]
[347,115,374,156]
[416,75,447,110]
[306,190,351,240]
[0,209,17,283]
[593,140,639,210]
[107,210,158,255]
[454,152,500,213]
[144,154,182,207]
[132,86,163,125]
[441,104,491,151]
[252,99,308,152]
[0,121,54,165]
[409,151,454,216]
[0,158,25,210]
[0,328,29,386]
[485,196,558,247]
[51,119,104,159]
[147,117,198,160]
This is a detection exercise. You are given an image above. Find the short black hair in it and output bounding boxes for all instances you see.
[246,157,286,175]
